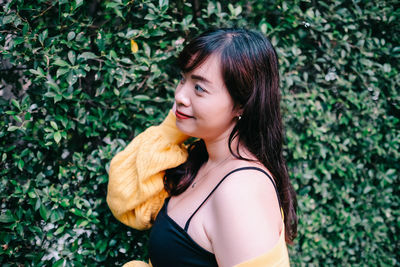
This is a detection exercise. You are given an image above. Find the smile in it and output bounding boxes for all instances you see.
[175,110,194,119]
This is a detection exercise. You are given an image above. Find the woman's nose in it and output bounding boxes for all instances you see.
[175,84,190,107]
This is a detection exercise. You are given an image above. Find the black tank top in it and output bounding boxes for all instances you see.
[148,167,281,267]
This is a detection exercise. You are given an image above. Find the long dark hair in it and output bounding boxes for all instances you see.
[164,28,297,243]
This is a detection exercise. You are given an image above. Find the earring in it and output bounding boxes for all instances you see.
[238,115,242,120]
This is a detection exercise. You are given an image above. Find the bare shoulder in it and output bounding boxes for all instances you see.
[212,166,280,211]
[208,166,283,267]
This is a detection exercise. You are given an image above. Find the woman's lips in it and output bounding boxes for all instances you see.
[175,110,194,119]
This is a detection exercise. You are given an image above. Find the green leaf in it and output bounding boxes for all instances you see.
[54,225,66,235]
[76,219,89,228]
[75,0,83,9]
[7,126,19,132]
[78,52,98,61]
[0,212,15,223]
[144,13,157,20]
[133,95,150,101]
[18,159,24,171]
[260,22,268,34]
[52,258,66,267]
[53,59,70,67]
[383,63,391,73]
[50,121,58,130]
[46,80,60,91]
[68,50,76,65]
[120,57,133,64]
[35,198,41,211]
[228,4,234,15]
[13,115,22,123]
[24,112,31,120]
[2,14,15,24]
[29,67,46,78]
[56,68,69,78]
[11,99,21,110]
[38,29,48,44]
[159,0,169,8]
[39,204,49,220]
[67,71,78,86]
[54,132,62,143]
[60,198,70,208]
[235,5,242,16]
[105,2,120,8]
[114,7,124,19]
[67,31,76,41]
[70,208,83,217]
[96,239,108,253]
[44,91,56,98]
[109,49,117,59]
[54,94,62,103]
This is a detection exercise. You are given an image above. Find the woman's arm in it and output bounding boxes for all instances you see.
[210,169,287,267]
[107,110,189,230]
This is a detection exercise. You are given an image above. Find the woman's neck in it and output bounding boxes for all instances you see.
[203,133,256,165]
[203,126,242,164]
[204,137,233,163]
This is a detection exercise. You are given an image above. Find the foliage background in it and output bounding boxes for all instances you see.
[1,0,399,266]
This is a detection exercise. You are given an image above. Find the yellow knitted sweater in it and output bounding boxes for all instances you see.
[107,111,189,230]
[107,111,290,267]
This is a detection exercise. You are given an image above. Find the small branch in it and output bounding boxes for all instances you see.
[16,11,30,26]
[32,4,55,19]
[136,75,150,91]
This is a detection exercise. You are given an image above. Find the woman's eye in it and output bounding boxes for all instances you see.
[194,84,205,93]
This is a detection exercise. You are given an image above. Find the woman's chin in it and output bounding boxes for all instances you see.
[176,122,194,137]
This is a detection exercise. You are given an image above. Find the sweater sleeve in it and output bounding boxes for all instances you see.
[107,110,189,230]
[233,225,289,267]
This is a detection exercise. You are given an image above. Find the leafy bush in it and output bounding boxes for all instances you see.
[1,0,399,266]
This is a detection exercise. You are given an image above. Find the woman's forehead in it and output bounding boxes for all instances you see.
[182,49,220,71]
[190,55,223,83]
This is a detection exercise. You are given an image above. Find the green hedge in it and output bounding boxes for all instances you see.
[1,0,399,266]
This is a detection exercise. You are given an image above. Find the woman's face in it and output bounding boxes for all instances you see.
[174,54,239,141]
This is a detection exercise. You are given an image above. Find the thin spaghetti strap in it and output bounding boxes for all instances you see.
[184,166,281,232]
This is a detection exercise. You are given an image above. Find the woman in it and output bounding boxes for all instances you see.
[107,28,297,267]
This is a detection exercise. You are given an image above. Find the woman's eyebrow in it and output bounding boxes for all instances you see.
[191,74,211,84]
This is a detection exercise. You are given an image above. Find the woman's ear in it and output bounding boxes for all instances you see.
[235,106,244,118]
[234,110,243,121]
